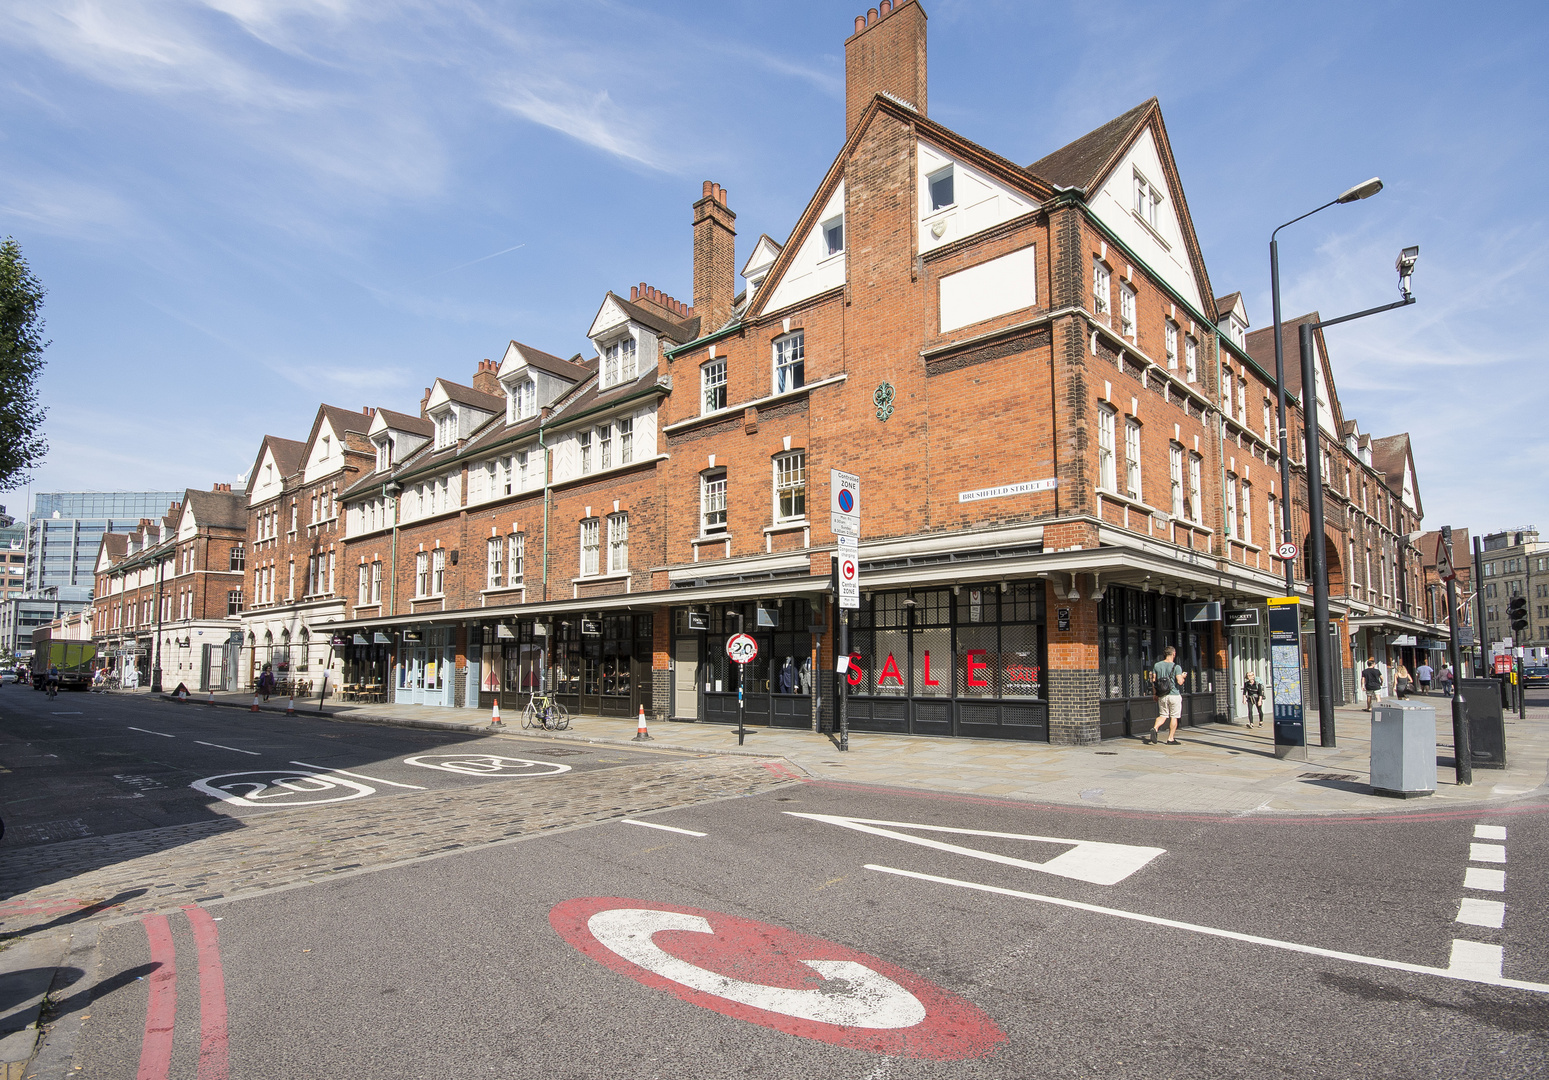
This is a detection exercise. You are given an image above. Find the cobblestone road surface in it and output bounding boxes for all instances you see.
[0,755,791,935]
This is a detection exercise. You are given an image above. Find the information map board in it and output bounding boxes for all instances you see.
[1267,597,1305,748]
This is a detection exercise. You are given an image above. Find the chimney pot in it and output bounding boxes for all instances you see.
[630,285,639,301]
[881,0,892,13]
[702,180,714,198]
[855,14,865,32]
[867,8,878,25]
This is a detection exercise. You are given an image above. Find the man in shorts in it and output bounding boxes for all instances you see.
[1415,661,1433,695]
[1361,658,1384,711]
[1144,646,1186,745]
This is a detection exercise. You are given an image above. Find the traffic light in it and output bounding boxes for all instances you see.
[1508,596,1528,634]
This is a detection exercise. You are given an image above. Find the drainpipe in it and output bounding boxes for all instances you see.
[540,410,551,603]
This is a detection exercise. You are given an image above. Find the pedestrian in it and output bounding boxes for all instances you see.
[1416,660,1434,695]
[1394,661,1413,700]
[1361,658,1384,711]
[1440,663,1455,697]
[258,664,275,702]
[1143,646,1187,745]
[1241,670,1266,728]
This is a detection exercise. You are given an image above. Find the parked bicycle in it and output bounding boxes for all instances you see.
[520,692,569,731]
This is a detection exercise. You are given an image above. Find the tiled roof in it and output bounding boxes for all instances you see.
[375,407,433,437]
[1026,99,1155,191]
[1214,292,1243,319]
[436,380,505,414]
[510,342,588,380]
[181,488,247,531]
[265,436,307,478]
[605,293,701,345]
[1244,313,1319,398]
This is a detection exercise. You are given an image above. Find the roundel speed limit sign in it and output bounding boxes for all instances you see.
[726,633,759,665]
[1275,541,1299,562]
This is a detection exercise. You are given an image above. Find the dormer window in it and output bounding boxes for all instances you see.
[823,216,844,257]
[511,379,536,422]
[434,407,458,450]
[928,166,954,211]
[602,337,638,389]
[375,437,392,473]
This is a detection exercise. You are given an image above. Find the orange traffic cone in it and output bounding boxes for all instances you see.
[250,694,260,712]
[490,699,503,726]
[633,704,653,741]
[206,688,215,706]
[285,695,296,716]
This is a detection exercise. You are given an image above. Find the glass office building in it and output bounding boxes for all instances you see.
[24,491,183,595]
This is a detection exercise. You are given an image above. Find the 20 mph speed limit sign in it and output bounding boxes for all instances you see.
[726,633,759,665]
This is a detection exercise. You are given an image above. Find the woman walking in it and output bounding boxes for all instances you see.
[1241,671,1266,728]
[1394,661,1413,700]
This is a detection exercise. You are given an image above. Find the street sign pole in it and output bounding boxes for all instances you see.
[1441,526,1471,785]
[726,621,758,746]
[830,470,860,753]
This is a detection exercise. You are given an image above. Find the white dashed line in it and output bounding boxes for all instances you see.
[1456,898,1505,929]
[623,819,707,837]
[1469,843,1506,863]
[289,761,426,790]
[1464,867,1505,892]
[1474,825,1507,841]
[197,740,261,756]
[128,726,176,738]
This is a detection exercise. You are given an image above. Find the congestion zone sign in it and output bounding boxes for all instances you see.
[551,897,1005,1058]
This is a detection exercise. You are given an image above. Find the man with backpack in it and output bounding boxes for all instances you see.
[1362,658,1385,711]
[1143,646,1187,745]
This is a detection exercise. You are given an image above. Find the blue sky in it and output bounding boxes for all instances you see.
[2,0,1544,537]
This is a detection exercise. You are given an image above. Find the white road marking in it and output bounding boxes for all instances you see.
[866,864,1549,995]
[786,812,1164,886]
[197,740,260,756]
[192,770,375,807]
[1469,843,1506,864]
[402,754,569,778]
[622,819,707,837]
[1474,824,1507,840]
[50,712,83,715]
[1447,940,1504,981]
[128,726,175,738]
[587,908,927,1028]
[289,760,425,789]
[1456,898,1505,929]
[1464,867,1505,892]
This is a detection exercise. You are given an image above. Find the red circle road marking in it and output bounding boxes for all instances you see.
[550,897,1005,1059]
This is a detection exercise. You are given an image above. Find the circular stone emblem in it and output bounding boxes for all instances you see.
[550,897,1005,1059]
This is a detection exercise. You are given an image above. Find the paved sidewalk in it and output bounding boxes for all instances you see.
[160,687,1549,815]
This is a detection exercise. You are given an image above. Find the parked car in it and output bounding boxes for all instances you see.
[1523,664,1549,689]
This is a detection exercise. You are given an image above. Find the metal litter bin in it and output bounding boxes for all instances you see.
[1370,701,1437,798]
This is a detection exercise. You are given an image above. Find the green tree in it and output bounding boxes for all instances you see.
[0,237,49,491]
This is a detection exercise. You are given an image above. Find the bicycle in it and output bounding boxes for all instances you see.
[45,678,58,700]
[520,692,569,731]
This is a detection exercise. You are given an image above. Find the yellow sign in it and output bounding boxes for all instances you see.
[1266,596,1301,607]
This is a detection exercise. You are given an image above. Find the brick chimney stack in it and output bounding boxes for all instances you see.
[845,0,927,136]
[693,181,736,333]
[420,386,432,418]
[472,358,502,398]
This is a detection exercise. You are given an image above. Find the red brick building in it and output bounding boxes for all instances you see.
[313,0,1443,740]
[92,487,247,689]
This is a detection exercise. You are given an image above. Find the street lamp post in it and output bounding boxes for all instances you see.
[1299,248,1420,746]
[150,550,166,693]
[1269,177,1384,596]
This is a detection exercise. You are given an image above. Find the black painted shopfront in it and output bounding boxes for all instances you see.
[1098,586,1219,738]
[477,614,654,719]
[670,599,816,729]
[845,583,1048,741]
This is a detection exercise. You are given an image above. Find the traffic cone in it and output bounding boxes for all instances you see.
[490,699,503,726]
[633,704,653,741]
[285,695,296,716]
[250,694,260,712]
[206,688,215,706]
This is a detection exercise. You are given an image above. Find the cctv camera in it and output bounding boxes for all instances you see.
[1396,245,1419,300]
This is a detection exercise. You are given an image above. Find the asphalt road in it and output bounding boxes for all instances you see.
[0,687,663,845]
[34,743,1548,1078]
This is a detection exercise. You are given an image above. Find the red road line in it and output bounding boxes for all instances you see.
[182,905,231,1080]
[136,915,177,1080]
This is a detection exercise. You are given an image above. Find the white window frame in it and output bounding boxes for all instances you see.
[1241,482,1252,545]
[607,513,629,573]
[702,358,727,414]
[1119,282,1136,338]
[1165,321,1178,369]
[927,165,954,212]
[701,470,728,535]
[599,424,612,471]
[1222,372,1234,420]
[1188,453,1202,522]
[579,430,593,474]
[580,518,600,577]
[1097,406,1117,491]
[774,451,806,523]
[1169,444,1184,518]
[773,331,805,394]
[822,215,844,257]
[432,547,445,595]
[617,418,633,465]
[435,407,458,450]
[1092,260,1111,316]
[487,536,504,589]
[1123,418,1142,500]
[415,551,428,597]
[1225,475,1237,539]
[1184,335,1198,383]
[1134,170,1161,229]
[370,561,381,604]
[511,378,536,421]
[507,532,523,582]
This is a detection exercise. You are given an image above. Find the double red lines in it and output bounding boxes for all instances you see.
[137,906,229,1080]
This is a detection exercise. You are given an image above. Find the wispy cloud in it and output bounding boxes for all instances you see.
[495,82,670,171]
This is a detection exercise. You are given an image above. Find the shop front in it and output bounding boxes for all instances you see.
[477,612,655,719]
[1098,586,1218,738]
[1225,606,1270,723]
[671,598,816,729]
[343,632,394,701]
[844,583,1047,741]
[395,627,455,706]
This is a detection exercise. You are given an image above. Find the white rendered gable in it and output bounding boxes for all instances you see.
[589,297,630,339]
[249,446,285,506]
[302,418,340,485]
[1313,354,1338,438]
[763,181,847,315]
[177,504,198,542]
[1087,128,1205,314]
[1401,459,1418,512]
[917,141,1037,254]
